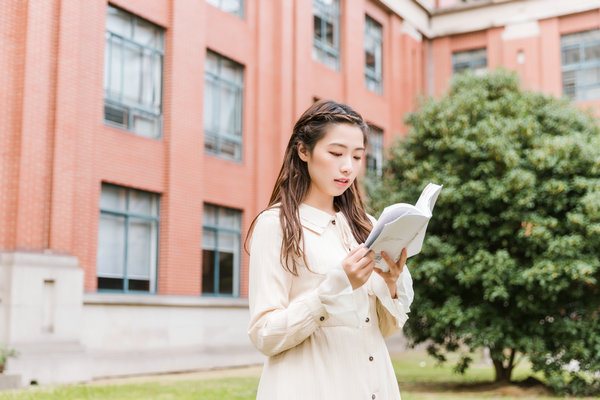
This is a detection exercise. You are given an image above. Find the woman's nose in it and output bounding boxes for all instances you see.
[340,156,352,173]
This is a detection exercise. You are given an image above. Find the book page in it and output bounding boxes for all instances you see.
[364,203,421,247]
[366,183,443,272]
[415,183,442,215]
[370,214,429,271]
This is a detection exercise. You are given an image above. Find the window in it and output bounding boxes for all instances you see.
[204,50,244,160]
[97,184,160,293]
[452,48,487,75]
[313,0,341,70]
[561,29,600,101]
[202,205,242,297]
[206,0,244,18]
[103,5,164,138]
[365,16,383,94]
[366,125,384,177]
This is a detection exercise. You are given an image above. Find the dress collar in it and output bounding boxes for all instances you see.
[299,203,341,235]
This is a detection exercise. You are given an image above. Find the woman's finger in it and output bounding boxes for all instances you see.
[347,244,365,258]
[356,253,374,270]
[397,248,407,267]
[381,251,398,272]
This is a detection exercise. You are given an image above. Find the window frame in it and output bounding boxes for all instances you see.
[365,15,383,95]
[452,48,487,75]
[97,183,160,294]
[104,5,165,139]
[366,125,384,177]
[312,0,341,71]
[202,204,242,298]
[561,29,600,101]
[205,0,245,18]
[204,50,245,162]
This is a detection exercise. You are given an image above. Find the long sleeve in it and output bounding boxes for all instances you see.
[371,265,414,338]
[247,210,359,357]
[363,213,414,337]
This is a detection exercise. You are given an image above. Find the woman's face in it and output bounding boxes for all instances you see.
[298,123,366,201]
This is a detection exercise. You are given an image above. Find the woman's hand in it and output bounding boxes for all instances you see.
[374,248,407,298]
[342,245,375,290]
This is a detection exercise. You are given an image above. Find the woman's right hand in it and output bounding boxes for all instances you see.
[341,244,375,290]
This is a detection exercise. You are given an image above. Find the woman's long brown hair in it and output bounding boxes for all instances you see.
[245,100,373,275]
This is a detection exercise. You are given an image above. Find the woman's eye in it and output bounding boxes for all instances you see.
[354,156,362,161]
[330,152,342,157]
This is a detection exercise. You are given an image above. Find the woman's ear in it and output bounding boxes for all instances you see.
[297,142,309,162]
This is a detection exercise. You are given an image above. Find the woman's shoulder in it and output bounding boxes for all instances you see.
[254,205,281,229]
[250,206,282,249]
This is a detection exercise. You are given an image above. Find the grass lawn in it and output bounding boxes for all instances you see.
[0,351,594,400]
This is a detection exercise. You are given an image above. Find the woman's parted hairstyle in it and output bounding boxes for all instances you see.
[246,99,373,275]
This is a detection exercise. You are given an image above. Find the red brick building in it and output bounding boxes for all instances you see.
[1,0,600,385]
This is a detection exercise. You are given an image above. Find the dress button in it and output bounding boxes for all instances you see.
[372,395,376,399]
[319,316,325,321]
[365,317,370,323]
[369,356,374,362]
[331,220,336,225]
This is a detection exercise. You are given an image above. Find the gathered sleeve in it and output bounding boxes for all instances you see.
[370,264,414,338]
[247,210,360,357]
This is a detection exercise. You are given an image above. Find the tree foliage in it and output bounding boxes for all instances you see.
[367,69,600,395]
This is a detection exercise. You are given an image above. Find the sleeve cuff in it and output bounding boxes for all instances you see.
[371,266,414,328]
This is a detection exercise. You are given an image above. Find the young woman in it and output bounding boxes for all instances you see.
[247,100,414,399]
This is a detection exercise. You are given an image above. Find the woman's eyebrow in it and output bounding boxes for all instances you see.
[328,142,366,151]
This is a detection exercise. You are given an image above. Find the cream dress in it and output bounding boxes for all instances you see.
[248,203,414,400]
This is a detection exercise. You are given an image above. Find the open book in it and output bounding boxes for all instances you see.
[365,183,443,272]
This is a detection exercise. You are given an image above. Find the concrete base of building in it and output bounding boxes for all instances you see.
[80,293,261,380]
[0,251,415,385]
[0,251,87,386]
[0,253,263,385]
[7,341,91,386]
[0,374,22,391]
[88,344,264,379]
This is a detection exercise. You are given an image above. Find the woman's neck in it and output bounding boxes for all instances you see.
[302,190,335,215]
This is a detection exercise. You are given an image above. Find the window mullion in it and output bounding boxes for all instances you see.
[139,48,145,106]
[214,213,220,295]
[120,39,125,104]
[321,13,326,43]
[150,49,155,107]
[107,35,112,96]
[123,190,130,292]
[215,73,222,155]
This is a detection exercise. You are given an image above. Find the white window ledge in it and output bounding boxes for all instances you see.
[84,293,248,308]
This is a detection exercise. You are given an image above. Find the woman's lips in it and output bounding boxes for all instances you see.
[334,178,350,186]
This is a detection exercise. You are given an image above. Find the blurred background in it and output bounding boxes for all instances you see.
[1,0,599,388]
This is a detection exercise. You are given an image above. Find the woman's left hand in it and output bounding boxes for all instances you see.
[374,248,407,299]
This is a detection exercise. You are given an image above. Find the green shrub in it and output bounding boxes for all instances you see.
[367,69,600,396]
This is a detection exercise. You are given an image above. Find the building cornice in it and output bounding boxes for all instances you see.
[431,0,519,16]
[378,0,434,37]
[379,0,600,39]
[430,0,600,37]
